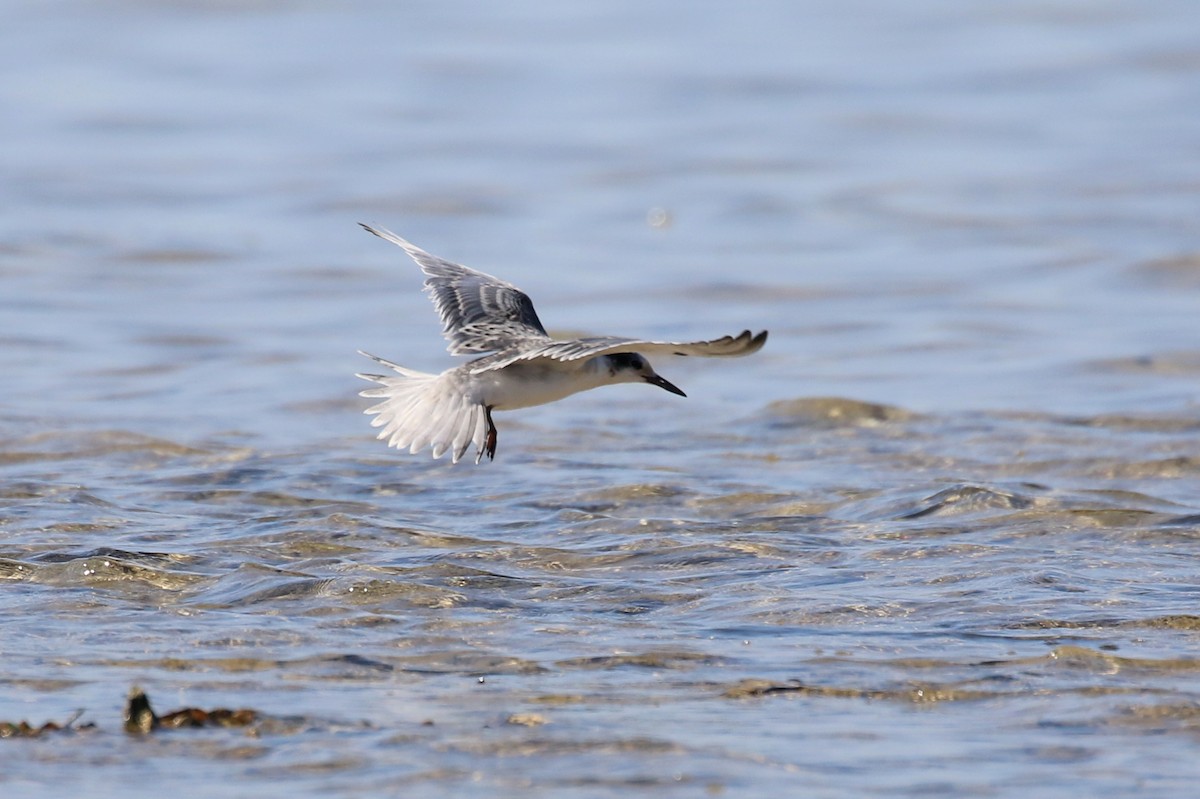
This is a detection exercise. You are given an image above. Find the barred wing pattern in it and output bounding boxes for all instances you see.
[360,224,549,355]
[471,330,768,373]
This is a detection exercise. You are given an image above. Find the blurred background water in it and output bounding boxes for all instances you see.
[2,1,1200,796]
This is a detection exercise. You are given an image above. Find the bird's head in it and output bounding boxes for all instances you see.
[605,353,686,397]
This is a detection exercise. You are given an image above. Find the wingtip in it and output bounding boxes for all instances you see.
[359,223,413,251]
[726,329,767,355]
[726,329,768,354]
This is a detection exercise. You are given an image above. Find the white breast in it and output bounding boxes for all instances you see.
[477,360,609,411]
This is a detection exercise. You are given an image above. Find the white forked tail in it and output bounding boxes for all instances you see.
[355,351,488,464]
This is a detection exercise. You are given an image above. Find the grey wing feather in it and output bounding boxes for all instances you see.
[471,329,768,373]
[360,224,550,355]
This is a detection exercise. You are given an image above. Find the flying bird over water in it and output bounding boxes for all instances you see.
[356,224,767,464]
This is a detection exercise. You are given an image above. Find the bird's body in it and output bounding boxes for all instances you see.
[467,357,616,410]
[356,224,767,463]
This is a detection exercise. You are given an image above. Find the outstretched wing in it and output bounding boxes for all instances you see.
[471,329,768,373]
[360,224,550,355]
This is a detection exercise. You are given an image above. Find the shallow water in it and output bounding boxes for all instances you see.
[3,1,1200,796]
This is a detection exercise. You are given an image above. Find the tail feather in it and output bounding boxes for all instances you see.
[450,404,478,463]
[429,395,467,460]
[356,352,485,464]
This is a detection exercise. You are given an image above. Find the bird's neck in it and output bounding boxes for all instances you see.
[587,355,624,384]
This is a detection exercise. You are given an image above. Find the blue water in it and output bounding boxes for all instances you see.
[2,1,1200,796]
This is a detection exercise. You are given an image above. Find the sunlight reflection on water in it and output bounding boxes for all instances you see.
[2,1,1200,796]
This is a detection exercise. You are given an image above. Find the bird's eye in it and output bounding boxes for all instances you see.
[629,356,642,368]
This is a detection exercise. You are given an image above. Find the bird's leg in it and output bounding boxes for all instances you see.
[483,405,497,461]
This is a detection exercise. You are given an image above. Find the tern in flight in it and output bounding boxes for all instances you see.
[356,224,767,463]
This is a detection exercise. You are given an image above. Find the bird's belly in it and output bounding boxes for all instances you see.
[480,364,596,411]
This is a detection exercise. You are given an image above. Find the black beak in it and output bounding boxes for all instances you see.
[645,373,687,397]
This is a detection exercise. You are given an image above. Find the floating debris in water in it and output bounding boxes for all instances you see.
[0,688,364,743]
[0,709,93,738]
[124,686,258,735]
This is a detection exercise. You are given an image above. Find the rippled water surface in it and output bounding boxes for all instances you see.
[3,1,1200,796]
